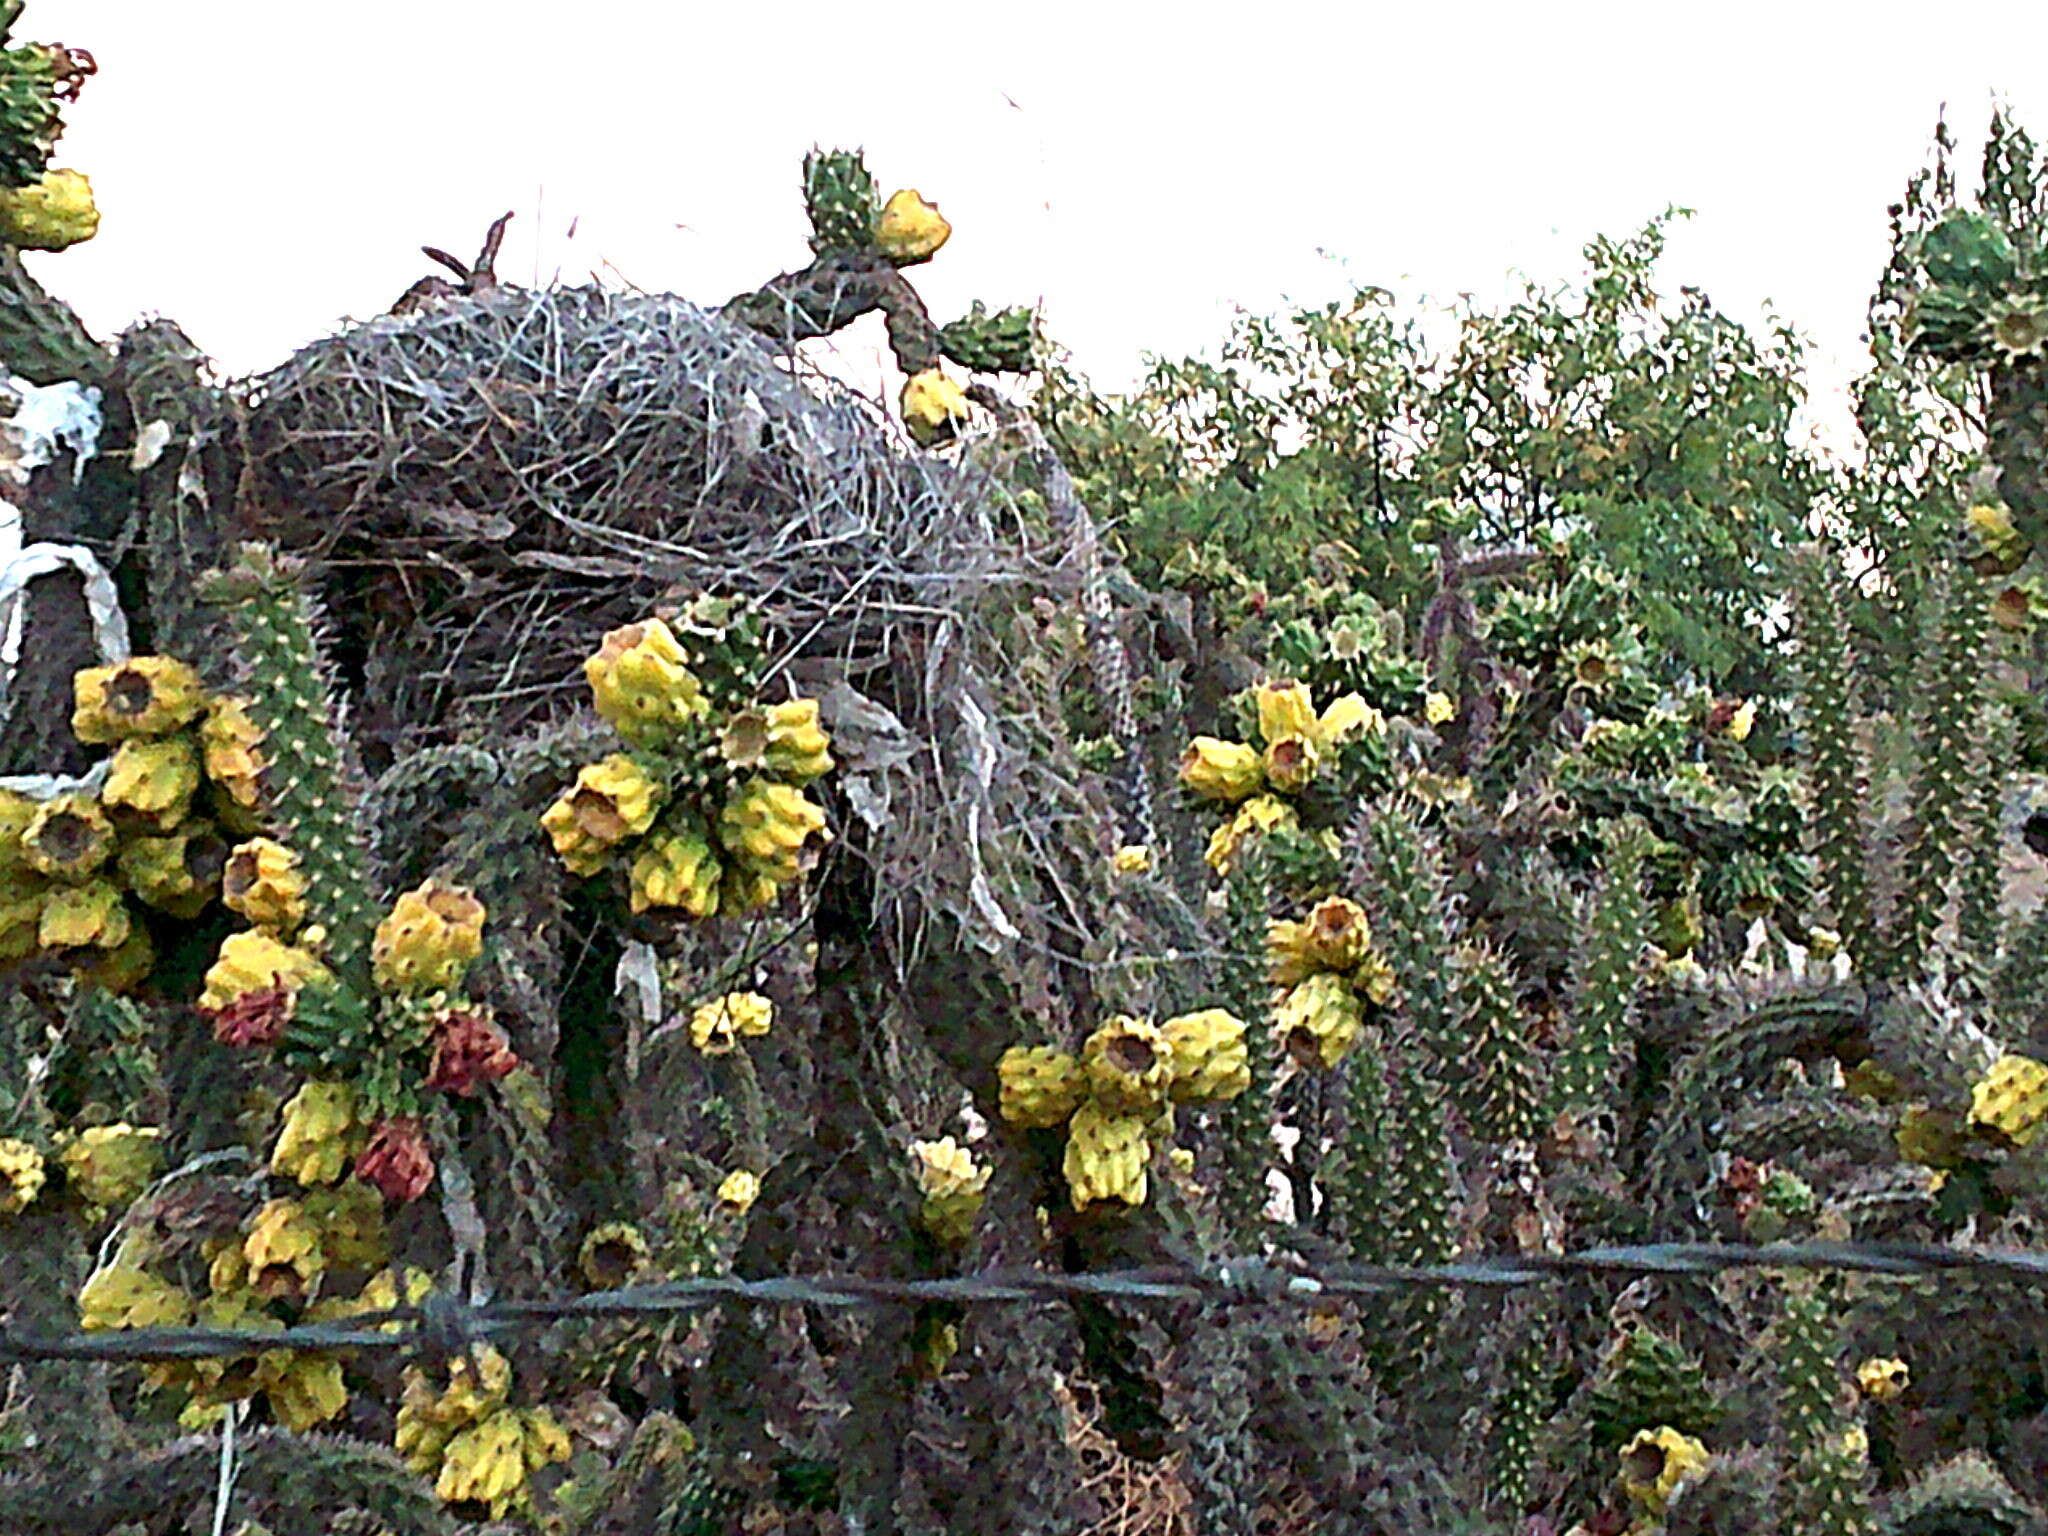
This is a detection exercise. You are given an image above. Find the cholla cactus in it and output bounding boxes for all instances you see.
[1882,560,1991,980]
[802,146,881,257]
[1777,1279,1876,1536]
[1450,942,1545,1142]
[0,12,91,191]
[544,609,834,918]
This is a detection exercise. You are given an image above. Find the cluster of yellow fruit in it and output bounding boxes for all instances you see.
[1266,896,1398,1071]
[1180,680,1383,875]
[542,616,833,919]
[397,1343,570,1518]
[75,1164,408,1434]
[997,1009,1249,1211]
[0,165,98,250]
[1897,1052,2048,1182]
[687,989,774,1055]
[0,1122,161,1219]
[1,656,269,990]
[910,1135,991,1246]
[200,881,506,1206]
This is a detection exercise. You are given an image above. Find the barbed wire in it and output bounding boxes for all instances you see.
[9,1237,2048,1369]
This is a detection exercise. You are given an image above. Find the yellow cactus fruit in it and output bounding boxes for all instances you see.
[76,922,153,992]
[1262,732,1320,795]
[351,1265,435,1335]
[875,188,952,265]
[1204,793,1298,876]
[200,928,330,1010]
[722,862,784,915]
[1268,895,1373,985]
[397,1405,454,1477]
[722,698,835,786]
[373,878,487,994]
[1857,1356,1909,1401]
[1256,681,1320,746]
[717,777,828,882]
[1970,500,2022,544]
[1178,736,1264,804]
[21,794,114,880]
[1275,972,1364,1070]
[199,695,268,824]
[244,1197,327,1299]
[717,1168,761,1214]
[400,1347,508,1452]
[521,1406,572,1470]
[72,657,206,744]
[0,1137,47,1214]
[118,824,226,918]
[101,735,202,831]
[1063,1100,1151,1211]
[1423,690,1457,725]
[0,786,34,859]
[38,878,129,950]
[1970,1054,2048,1147]
[689,990,773,1055]
[997,1044,1085,1128]
[579,1221,651,1287]
[584,617,709,747]
[255,1348,349,1432]
[1160,1008,1251,1104]
[270,1080,360,1187]
[628,820,722,916]
[437,1409,534,1517]
[302,1177,389,1270]
[901,368,972,447]
[1351,949,1399,1008]
[58,1123,162,1210]
[911,1136,991,1246]
[1896,1104,1968,1170]
[0,875,44,962]
[541,753,665,876]
[1082,1015,1176,1115]
[426,1343,514,1425]
[1618,1425,1712,1516]
[1314,691,1380,748]
[221,837,308,933]
[1111,844,1155,875]
[0,167,99,250]
[79,1256,192,1331]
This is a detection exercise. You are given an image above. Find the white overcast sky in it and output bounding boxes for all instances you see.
[21,0,2048,437]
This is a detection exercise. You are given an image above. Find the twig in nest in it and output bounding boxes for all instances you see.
[391,212,515,315]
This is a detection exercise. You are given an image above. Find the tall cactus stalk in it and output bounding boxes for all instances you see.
[200,543,381,974]
[1885,560,1989,980]
[1556,830,1647,1115]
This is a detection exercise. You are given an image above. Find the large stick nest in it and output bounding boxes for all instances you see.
[235,282,1122,970]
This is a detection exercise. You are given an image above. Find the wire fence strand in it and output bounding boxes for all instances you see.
[11,1237,2048,1369]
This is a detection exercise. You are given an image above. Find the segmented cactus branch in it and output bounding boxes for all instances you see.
[1795,555,1877,954]
[202,543,380,974]
[1884,559,1989,980]
[1556,831,1648,1114]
